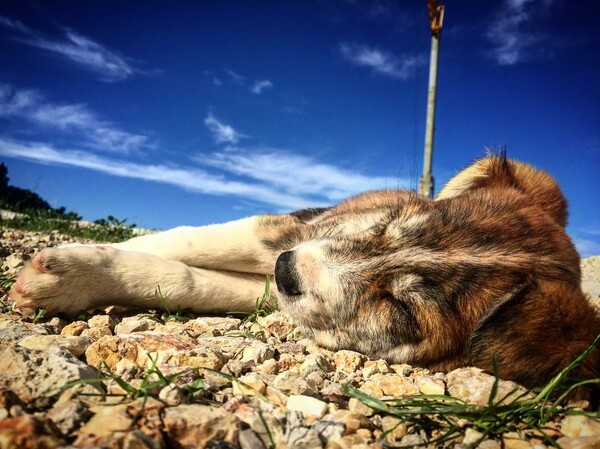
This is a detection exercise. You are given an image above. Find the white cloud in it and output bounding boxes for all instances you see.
[339,43,425,80]
[0,15,144,82]
[0,83,152,153]
[574,238,600,259]
[0,138,400,211]
[204,113,246,145]
[225,69,246,84]
[0,138,327,210]
[0,16,31,34]
[250,80,273,94]
[487,0,555,65]
[198,147,403,201]
[0,83,38,116]
[572,224,600,258]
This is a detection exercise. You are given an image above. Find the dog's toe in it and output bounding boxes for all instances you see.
[9,246,112,316]
[9,263,60,314]
[31,251,52,273]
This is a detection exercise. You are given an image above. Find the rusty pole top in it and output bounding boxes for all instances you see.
[427,0,445,38]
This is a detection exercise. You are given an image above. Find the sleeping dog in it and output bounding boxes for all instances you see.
[10,155,600,393]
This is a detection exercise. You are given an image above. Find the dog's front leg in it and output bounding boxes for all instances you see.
[9,245,267,316]
[110,215,305,274]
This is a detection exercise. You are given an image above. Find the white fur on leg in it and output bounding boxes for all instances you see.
[111,217,276,274]
[10,245,267,315]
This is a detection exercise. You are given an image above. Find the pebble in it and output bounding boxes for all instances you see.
[80,325,112,340]
[18,334,90,357]
[164,404,241,448]
[87,314,117,330]
[256,311,296,339]
[301,353,335,378]
[240,341,276,365]
[323,410,371,435]
[556,435,600,449]
[256,357,278,375]
[502,432,531,449]
[287,395,329,418]
[287,426,323,449]
[159,384,185,406]
[370,373,419,396]
[239,429,267,449]
[446,367,530,406]
[381,416,408,443]
[114,316,156,334]
[60,321,89,336]
[414,375,445,395]
[333,350,367,373]
[232,372,267,396]
[272,371,311,395]
[561,415,600,437]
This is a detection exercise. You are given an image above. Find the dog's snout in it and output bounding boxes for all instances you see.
[275,251,302,297]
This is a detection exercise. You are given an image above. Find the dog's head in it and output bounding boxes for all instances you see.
[274,156,600,390]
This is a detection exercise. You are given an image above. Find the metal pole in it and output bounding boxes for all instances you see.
[419,1,444,199]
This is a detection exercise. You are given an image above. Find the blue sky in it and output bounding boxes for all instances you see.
[0,1,598,256]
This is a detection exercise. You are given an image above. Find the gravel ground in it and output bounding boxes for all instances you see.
[1,228,599,449]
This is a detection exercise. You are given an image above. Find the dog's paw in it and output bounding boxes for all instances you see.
[9,245,116,316]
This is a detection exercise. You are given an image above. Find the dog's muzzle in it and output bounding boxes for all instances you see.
[275,251,302,297]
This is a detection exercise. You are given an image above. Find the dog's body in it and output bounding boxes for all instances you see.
[10,156,600,391]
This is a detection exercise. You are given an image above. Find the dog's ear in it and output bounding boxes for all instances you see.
[437,156,568,228]
[467,280,600,397]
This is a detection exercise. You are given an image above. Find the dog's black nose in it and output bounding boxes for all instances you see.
[275,251,302,296]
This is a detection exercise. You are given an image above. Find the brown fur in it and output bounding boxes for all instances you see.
[268,155,599,397]
[11,155,599,398]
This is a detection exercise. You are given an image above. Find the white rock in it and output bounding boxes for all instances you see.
[188,316,241,334]
[87,314,117,330]
[477,440,502,449]
[19,334,90,357]
[462,428,485,446]
[60,321,89,336]
[162,404,240,448]
[301,353,334,378]
[368,373,419,397]
[239,429,267,449]
[556,435,600,449]
[561,415,600,437]
[80,326,112,340]
[256,311,296,339]
[446,367,530,406]
[240,341,276,365]
[272,371,310,395]
[287,394,328,418]
[47,399,91,435]
[114,316,156,334]
[390,363,413,376]
[333,350,367,373]
[311,420,345,442]
[0,320,47,348]
[582,256,600,299]
[380,416,408,443]
[234,402,285,446]
[0,345,97,407]
[348,398,374,417]
[2,253,23,271]
[414,375,445,395]
[502,432,531,449]
[159,384,185,406]
[256,358,278,375]
[232,372,267,396]
[286,426,323,449]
